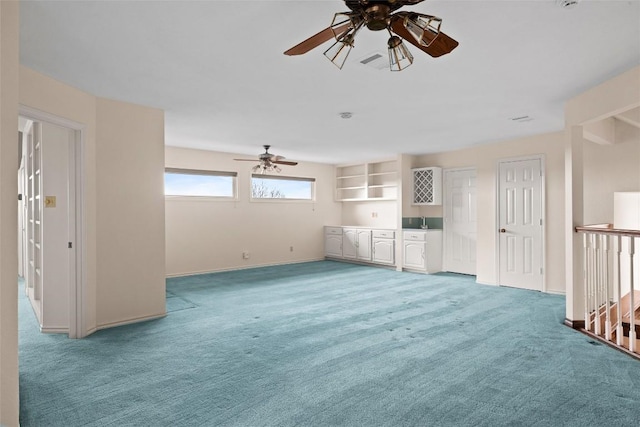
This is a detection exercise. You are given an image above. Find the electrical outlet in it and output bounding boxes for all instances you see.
[289,246,294,252]
[242,251,250,259]
[371,212,378,218]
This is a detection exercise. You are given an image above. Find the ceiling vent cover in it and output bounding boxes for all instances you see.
[359,52,389,71]
[510,115,534,123]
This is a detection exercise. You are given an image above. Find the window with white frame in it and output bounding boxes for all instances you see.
[250,174,315,200]
[165,168,237,198]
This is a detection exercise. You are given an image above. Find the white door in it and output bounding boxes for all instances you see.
[356,229,371,261]
[41,121,73,330]
[443,169,477,275]
[325,235,343,258]
[498,157,544,291]
[343,229,357,259]
[372,239,394,265]
[403,242,425,270]
[18,151,26,280]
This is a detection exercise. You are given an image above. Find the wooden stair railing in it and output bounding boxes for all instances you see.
[575,224,640,358]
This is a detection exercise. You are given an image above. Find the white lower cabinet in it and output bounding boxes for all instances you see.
[402,230,443,273]
[343,228,371,261]
[325,227,394,267]
[372,230,395,265]
[324,227,343,258]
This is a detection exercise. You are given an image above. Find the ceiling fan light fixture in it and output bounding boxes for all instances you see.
[252,162,281,174]
[403,13,442,47]
[324,32,356,69]
[388,35,413,71]
[330,12,362,41]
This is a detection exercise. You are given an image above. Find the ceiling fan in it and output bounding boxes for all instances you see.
[234,145,298,174]
[284,0,458,71]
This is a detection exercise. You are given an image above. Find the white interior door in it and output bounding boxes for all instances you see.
[443,168,477,275]
[498,157,544,291]
[18,150,26,279]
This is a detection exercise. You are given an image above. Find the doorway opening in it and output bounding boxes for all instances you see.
[18,106,86,338]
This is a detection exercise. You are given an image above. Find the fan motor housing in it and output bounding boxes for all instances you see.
[364,4,391,30]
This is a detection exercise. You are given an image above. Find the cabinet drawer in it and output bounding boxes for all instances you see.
[325,227,343,235]
[372,230,395,239]
[403,231,426,241]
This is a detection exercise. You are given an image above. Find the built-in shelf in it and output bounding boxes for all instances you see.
[336,174,366,180]
[335,159,398,202]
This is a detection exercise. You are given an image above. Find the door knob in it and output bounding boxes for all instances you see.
[500,228,506,233]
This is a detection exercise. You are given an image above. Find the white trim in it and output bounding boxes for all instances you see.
[96,313,167,331]
[164,195,238,202]
[19,105,88,338]
[249,172,316,202]
[495,154,546,292]
[40,327,69,334]
[165,258,325,278]
[475,280,499,286]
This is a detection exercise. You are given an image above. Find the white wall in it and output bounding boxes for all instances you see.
[414,132,566,294]
[19,67,166,333]
[165,147,341,276]
[341,200,396,229]
[583,137,640,224]
[96,98,166,327]
[0,2,20,424]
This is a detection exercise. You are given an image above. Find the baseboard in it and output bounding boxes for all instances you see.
[563,318,586,329]
[475,280,498,286]
[40,326,69,334]
[332,258,397,270]
[96,312,166,331]
[546,289,566,296]
[166,258,325,278]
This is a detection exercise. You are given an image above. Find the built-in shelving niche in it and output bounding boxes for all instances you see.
[335,159,398,201]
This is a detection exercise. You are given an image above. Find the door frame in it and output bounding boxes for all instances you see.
[443,167,477,275]
[495,154,546,292]
[19,105,87,338]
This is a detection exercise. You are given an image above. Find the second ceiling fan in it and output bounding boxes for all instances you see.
[284,0,458,71]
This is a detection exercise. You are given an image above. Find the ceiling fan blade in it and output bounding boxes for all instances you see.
[273,160,298,166]
[390,14,458,58]
[233,159,259,162]
[284,23,351,56]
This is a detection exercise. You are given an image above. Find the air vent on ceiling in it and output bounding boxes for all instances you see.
[510,115,534,123]
[359,52,389,71]
[556,0,580,9]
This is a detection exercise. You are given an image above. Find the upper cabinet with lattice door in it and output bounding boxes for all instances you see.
[411,167,442,205]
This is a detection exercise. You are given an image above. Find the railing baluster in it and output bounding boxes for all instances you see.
[587,233,592,332]
[603,234,611,340]
[629,237,636,353]
[593,233,601,336]
[616,235,623,346]
[583,233,590,332]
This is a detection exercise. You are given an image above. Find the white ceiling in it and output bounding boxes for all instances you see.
[19,0,640,164]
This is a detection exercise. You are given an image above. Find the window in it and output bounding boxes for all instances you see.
[165,168,237,198]
[251,174,315,201]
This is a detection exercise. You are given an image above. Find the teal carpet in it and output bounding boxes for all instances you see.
[19,261,640,426]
